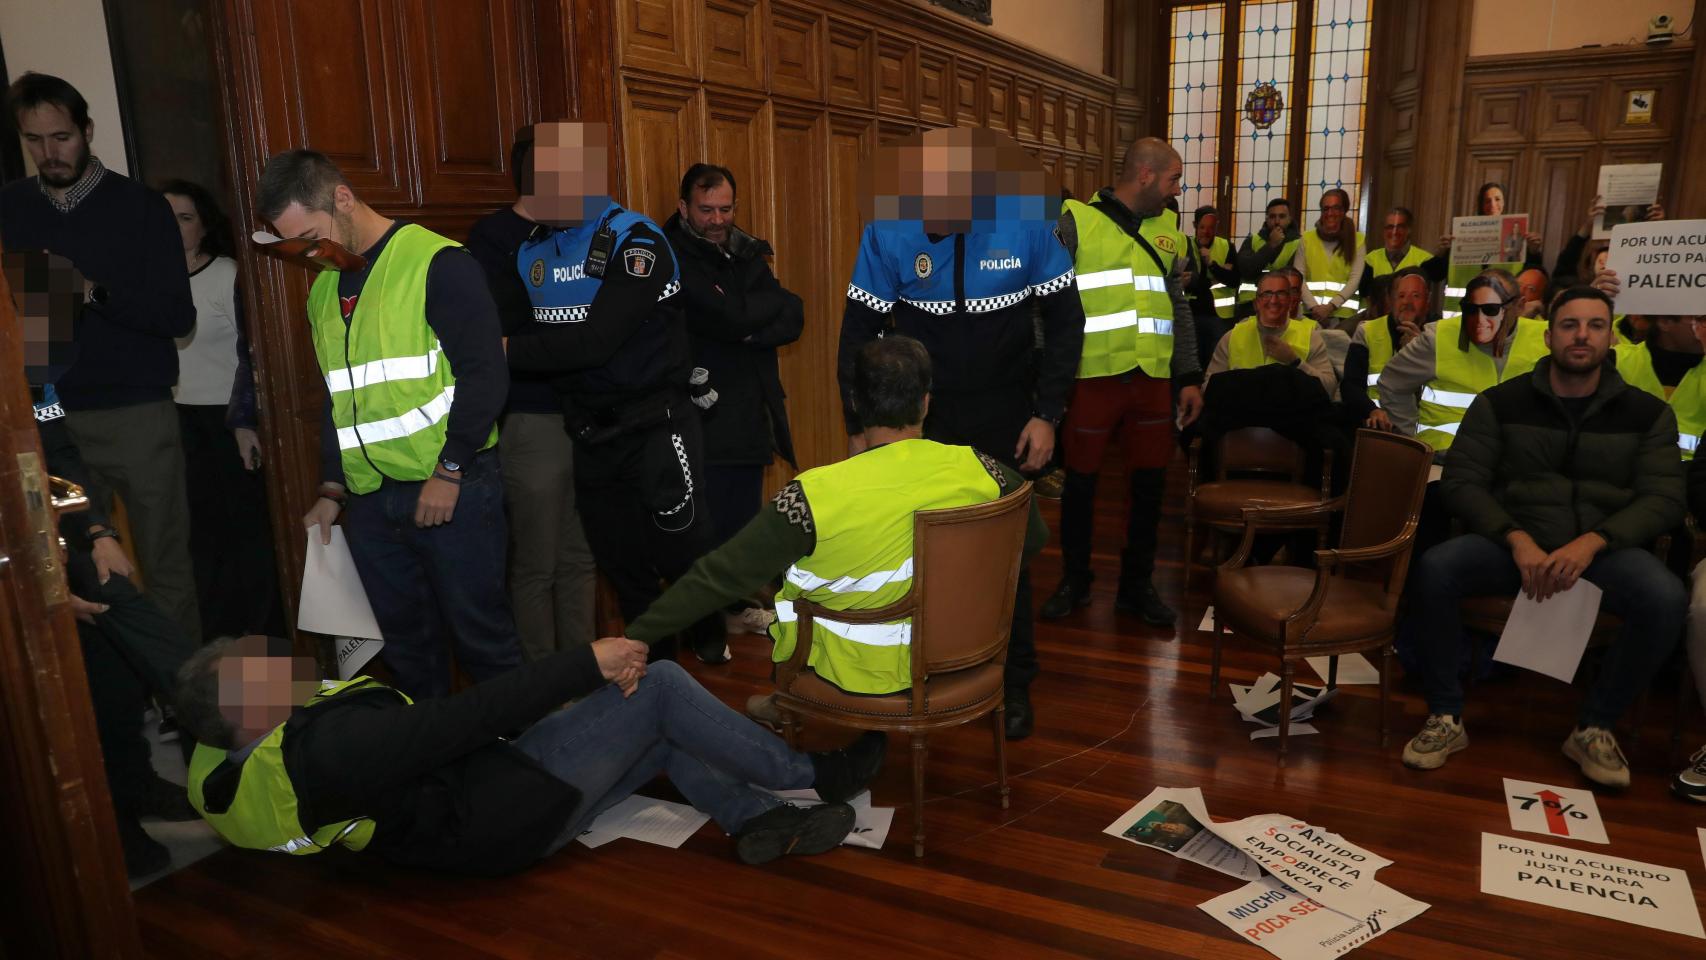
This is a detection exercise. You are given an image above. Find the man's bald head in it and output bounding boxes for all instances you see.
[1115,137,1182,217]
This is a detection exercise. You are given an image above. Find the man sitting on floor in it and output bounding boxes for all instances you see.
[622,335,1046,721]
[1400,285,1685,787]
[177,635,885,873]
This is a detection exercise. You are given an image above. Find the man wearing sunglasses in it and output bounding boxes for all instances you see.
[1371,269,1549,456]
[1402,285,1684,789]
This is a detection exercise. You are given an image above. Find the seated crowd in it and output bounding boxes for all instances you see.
[6,69,1704,888]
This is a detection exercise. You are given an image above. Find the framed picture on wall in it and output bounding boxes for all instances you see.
[1624,89,1656,125]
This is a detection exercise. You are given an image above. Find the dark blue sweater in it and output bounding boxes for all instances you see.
[1,171,195,409]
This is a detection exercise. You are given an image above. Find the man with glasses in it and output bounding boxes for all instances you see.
[1204,270,1336,397]
[1233,198,1300,318]
[1365,207,1431,284]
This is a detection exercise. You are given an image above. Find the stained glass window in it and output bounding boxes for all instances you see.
[1230,1,1297,239]
[1167,4,1225,218]
[1303,0,1373,223]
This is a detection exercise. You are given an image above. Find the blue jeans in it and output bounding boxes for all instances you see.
[514,661,813,853]
[343,451,522,698]
[1408,534,1684,728]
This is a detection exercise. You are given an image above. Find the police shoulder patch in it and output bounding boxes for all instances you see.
[625,247,656,278]
[914,251,933,279]
[529,258,546,287]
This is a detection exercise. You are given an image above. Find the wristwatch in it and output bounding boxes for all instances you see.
[438,458,462,473]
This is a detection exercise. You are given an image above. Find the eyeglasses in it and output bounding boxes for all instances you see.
[1255,290,1289,301]
[1464,299,1513,318]
[1321,203,1347,212]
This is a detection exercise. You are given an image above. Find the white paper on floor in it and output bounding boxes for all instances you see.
[1198,607,1228,633]
[1250,723,1317,741]
[766,788,892,850]
[1200,874,1429,960]
[1481,833,1703,939]
[1231,673,1337,728]
[1103,786,1262,880]
[1501,778,1608,845]
[1305,653,1379,685]
[576,795,711,849]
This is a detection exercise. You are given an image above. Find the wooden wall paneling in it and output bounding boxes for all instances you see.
[1676,0,1706,216]
[984,68,1013,135]
[1407,0,1473,245]
[1461,150,1521,213]
[876,36,919,118]
[878,118,920,145]
[619,79,707,223]
[769,2,825,102]
[704,94,776,243]
[1084,103,1107,163]
[1534,82,1598,143]
[918,45,953,126]
[405,0,529,206]
[824,112,874,467]
[952,59,985,127]
[702,0,765,89]
[1465,85,1530,146]
[767,106,833,485]
[1602,71,1684,143]
[826,19,876,111]
[1063,94,1085,152]
[620,0,700,78]
[1041,87,1064,146]
[1013,77,1041,144]
[1112,106,1141,155]
[1529,146,1593,262]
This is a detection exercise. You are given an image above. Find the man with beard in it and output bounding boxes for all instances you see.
[1401,286,1684,789]
[1,72,200,642]
[1348,268,1432,426]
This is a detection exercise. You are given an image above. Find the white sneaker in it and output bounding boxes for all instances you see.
[1401,714,1467,770]
[1563,726,1630,788]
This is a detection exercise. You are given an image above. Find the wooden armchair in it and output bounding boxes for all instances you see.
[1209,429,1433,764]
[773,483,1033,857]
[1184,427,1334,598]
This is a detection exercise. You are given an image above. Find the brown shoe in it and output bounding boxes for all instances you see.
[746,693,783,730]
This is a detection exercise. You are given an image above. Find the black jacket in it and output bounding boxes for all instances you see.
[199,647,605,877]
[663,213,804,467]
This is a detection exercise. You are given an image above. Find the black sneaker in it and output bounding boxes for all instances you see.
[118,815,170,878]
[1004,691,1035,741]
[139,774,200,822]
[735,802,856,864]
[1039,575,1093,620]
[1115,581,1176,628]
[809,731,887,803]
[1672,745,1706,802]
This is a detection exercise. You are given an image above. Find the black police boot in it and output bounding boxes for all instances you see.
[686,614,732,665]
[1039,572,1093,620]
[1115,468,1175,627]
[1004,688,1035,741]
[1115,580,1177,628]
[735,803,856,865]
[809,731,888,803]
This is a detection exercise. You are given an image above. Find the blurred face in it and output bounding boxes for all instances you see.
[216,638,321,742]
[1265,203,1292,233]
[16,103,91,189]
[1465,285,1512,344]
[521,122,611,227]
[679,180,736,245]
[1546,298,1612,374]
[867,127,1051,235]
[1516,269,1546,306]
[5,251,82,384]
[1392,275,1427,322]
[1319,194,1347,234]
[1481,186,1506,216]
[1383,212,1410,251]
[166,193,207,259]
[1195,212,1218,247]
[1255,277,1291,328]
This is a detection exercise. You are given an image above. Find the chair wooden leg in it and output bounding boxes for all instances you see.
[780,710,799,751]
[1379,644,1392,749]
[1277,660,1295,767]
[911,733,928,858]
[992,707,1010,810]
[1208,611,1224,701]
[1327,655,1339,691]
[1182,514,1196,600]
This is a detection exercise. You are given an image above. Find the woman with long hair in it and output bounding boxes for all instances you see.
[162,178,281,641]
[1293,188,1365,326]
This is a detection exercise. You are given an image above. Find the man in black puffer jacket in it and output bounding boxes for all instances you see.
[663,164,805,550]
[1400,285,1685,789]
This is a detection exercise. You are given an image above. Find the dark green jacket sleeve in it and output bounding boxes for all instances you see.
[1439,394,1517,544]
[626,492,812,644]
[991,460,1050,560]
[1593,403,1685,551]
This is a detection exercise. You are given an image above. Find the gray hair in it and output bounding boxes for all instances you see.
[174,637,244,750]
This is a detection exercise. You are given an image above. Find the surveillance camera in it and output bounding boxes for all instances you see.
[1648,14,1675,45]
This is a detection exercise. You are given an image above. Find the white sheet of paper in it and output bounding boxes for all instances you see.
[1502,778,1608,844]
[1198,607,1226,633]
[1493,581,1602,683]
[1200,874,1429,960]
[1233,673,1335,726]
[1306,654,1379,685]
[1427,463,1443,484]
[1104,786,1263,881]
[1594,163,1662,238]
[1451,214,1530,267]
[576,795,710,850]
[1607,219,1706,317]
[1250,723,1317,741]
[764,788,892,849]
[1480,833,1704,939]
[1204,814,1393,920]
[299,529,385,679]
[1698,828,1706,873]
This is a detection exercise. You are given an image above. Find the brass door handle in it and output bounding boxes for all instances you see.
[49,475,88,514]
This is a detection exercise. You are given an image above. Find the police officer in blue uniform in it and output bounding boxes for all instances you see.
[504,123,726,664]
[837,127,1087,740]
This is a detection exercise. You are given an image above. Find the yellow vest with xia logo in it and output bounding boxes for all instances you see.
[771,439,1001,695]
[1063,199,1179,380]
[1301,230,1366,319]
[1415,316,1549,451]
[1226,317,1318,370]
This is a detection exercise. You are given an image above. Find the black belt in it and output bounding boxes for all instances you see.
[568,387,685,444]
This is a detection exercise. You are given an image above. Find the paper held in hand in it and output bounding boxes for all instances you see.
[299,528,385,679]
[1450,214,1530,267]
[1605,219,1706,317]
[1594,163,1662,239]
[1491,580,1602,683]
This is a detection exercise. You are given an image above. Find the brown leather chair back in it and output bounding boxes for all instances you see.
[910,482,1033,680]
[1336,428,1432,589]
[1216,427,1306,481]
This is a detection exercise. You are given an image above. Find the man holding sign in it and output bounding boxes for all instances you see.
[1400,285,1685,788]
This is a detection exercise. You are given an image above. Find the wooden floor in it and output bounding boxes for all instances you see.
[135,456,1706,959]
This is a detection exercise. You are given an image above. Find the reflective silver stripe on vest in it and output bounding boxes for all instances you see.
[1076,267,1133,290]
[1132,274,1168,292]
[1445,286,1468,297]
[336,384,456,450]
[269,836,317,853]
[1366,374,1381,386]
[1213,295,1238,308]
[1238,283,1259,293]
[1420,420,1462,437]
[784,559,913,594]
[1083,312,1173,335]
[1682,434,1699,453]
[774,599,911,647]
[1421,386,1478,408]
[325,347,442,394]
